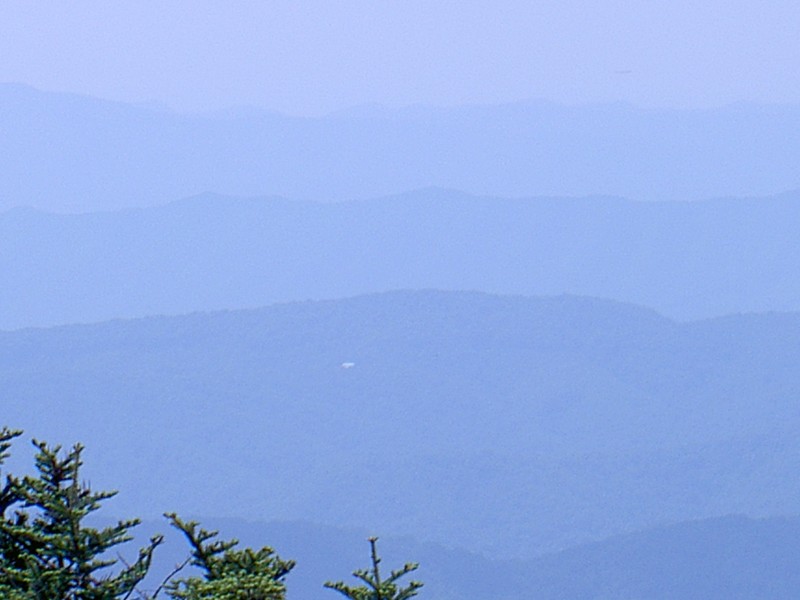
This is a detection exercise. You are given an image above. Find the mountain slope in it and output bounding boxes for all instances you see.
[3,190,800,329]
[131,515,800,600]
[3,291,800,556]
[3,84,800,211]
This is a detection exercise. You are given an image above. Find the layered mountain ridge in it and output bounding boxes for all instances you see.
[4,290,800,558]
[4,189,800,329]
[3,83,800,212]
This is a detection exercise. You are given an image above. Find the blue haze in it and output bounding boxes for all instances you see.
[3,189,800,330]
[4,291,800,560]
[129,516,800,600]
[1,85,800,211]
[2,2,800,114]
[2,5,800,592]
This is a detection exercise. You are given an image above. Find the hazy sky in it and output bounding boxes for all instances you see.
[2,1,799,115]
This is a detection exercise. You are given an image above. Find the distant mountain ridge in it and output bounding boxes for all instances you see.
[2,83,800,211]
[4,290,800,557]
[3,189,800,328]
[131,515,800,600]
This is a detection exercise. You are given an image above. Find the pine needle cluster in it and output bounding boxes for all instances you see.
[163,513,295,600]
[0,427,161,599]
[0,427,423,600]
[324,537,423,600]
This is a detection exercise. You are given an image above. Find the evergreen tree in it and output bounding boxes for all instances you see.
[324,537,423,600]
[0,427,24,599]
[1,427,425,600]
[0,428,161,600]
[163,513,295,600]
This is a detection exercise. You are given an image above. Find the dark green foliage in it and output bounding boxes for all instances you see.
[163,513,295,600]
[0,428,423,599]
[325,537,422,600]
[0,428,161,599]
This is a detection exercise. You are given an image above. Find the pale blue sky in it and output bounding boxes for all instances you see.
[1,0,799,115]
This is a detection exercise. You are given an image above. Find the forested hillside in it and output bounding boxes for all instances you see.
[4,190,800,329]
[4,291,800,557]
[137,515,800,600]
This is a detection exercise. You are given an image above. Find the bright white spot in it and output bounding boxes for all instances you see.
[341,362,355,369]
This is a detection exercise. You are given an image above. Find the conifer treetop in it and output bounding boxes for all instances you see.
[324,537,423,600]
